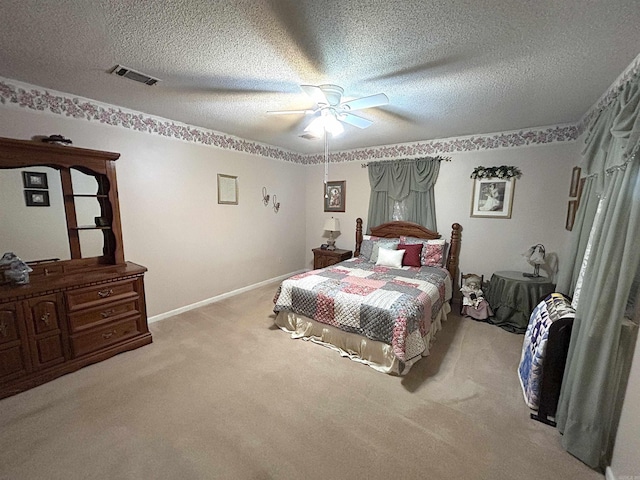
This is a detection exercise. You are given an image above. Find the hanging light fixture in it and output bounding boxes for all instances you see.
[304,109,344,137]
[303,110,344,199]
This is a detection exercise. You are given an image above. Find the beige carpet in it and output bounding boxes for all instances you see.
[0,282,602,480]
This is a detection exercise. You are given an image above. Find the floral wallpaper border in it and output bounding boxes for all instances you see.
[3,74,629,165]
[0,78,301,163]
[304,125,578,164]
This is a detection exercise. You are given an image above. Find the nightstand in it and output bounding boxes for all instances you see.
[312,248,352,269]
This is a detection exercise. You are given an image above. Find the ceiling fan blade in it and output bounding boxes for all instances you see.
[300,84,330,105]
[337,112,374,129]
[266,109,316,115]
[340,93,389,112]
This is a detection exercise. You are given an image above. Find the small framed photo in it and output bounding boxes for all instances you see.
[470,178,515,218]
[24,189,50,207]
[217,174,238,205]
[576,176,585,201]
[569,166,581,197]
[324,180,346,212]
[22,171,48,189]
[566,200,578,231]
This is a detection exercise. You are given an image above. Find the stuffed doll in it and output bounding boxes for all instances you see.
[460,274,493,320]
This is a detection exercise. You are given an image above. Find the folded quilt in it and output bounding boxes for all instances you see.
[274,258,451,362]
[518,292,575,410]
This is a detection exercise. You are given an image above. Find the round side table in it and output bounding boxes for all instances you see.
[485,271,555,333]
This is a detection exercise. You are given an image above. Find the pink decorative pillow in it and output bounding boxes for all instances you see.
[398,243,422,267]
[423,241,445,267]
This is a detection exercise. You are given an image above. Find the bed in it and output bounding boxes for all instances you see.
[273,218,462,375]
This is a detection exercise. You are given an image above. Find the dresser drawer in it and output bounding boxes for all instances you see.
[66,279,139,312]
[70,317,141,357]
[0,306,21,345]
[68,300,139,333]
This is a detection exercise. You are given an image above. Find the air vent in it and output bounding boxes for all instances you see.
[299,133,320,140]
[111,65,159,86]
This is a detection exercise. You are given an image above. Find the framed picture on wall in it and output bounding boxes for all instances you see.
[24,189,50,207]
[470,178,515,218]
[569,166,581,197]
[324,180,346,212]
[566,200,578,230]
[22,171,48,189]
[217,174,238,205]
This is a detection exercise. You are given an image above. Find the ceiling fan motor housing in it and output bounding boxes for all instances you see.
[318,84,344,106]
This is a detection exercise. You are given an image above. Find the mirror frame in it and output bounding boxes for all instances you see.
[0,137,125,271]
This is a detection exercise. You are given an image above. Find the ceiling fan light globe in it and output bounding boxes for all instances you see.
[304,116,327,137]
[304,114,344,137]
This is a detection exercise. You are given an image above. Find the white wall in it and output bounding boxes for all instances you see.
[609,330,640,479]
[0,107,307,317]
[304,141,579,282]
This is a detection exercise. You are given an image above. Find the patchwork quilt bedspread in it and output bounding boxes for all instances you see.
[273,258,452,362]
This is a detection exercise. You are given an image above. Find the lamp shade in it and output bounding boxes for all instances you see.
[523,244,546,265]
[323,217,340,232]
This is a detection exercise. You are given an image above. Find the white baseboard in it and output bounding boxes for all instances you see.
[605,466,616,480]
[148,270,306,323]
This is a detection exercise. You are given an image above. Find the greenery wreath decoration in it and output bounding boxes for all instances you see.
[470,165,522,179]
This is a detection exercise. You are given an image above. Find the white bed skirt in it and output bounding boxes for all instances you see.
[274,302,451,375]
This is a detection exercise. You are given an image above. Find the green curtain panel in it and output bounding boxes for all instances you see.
[366,158,440,231]
[555,72,640,470]
[556,175,598,296]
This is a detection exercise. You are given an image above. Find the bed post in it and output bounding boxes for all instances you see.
[447,223,462,291]
[355,218,363,257]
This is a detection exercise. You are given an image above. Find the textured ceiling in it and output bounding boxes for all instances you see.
[0,0,639,154]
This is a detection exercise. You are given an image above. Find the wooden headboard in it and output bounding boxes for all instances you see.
[354,218,462,285]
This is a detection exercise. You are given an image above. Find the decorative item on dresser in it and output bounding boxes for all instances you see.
[0,136,151,399]
[312,247,352,269]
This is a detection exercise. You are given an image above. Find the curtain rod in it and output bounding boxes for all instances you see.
[361,156,451,168]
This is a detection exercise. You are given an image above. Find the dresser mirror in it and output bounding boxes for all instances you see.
[0,137,125,273]
[0,166,110,264]
[0,166,71,262]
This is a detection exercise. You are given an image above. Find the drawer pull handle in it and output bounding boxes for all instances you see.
[100,309,116,318]
[98,289,114,298]
[102,330,117,339]
[40,312,51,325]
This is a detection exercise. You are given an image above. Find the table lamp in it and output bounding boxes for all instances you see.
[323,217,340,251]
[523,244,546,278]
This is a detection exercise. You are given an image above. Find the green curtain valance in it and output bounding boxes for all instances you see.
[581,73,640,186]
[366,157,441,231]
[368,158,440,198]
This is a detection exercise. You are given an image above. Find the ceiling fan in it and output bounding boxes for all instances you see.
[267,84,389,137]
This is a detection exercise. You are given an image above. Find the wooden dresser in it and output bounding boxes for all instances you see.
[0,137,151,399]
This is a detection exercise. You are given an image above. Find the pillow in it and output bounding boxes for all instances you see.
[360,238,375,261]
[360,235,387,261]
[376,247,405,268]
[399,236,446,267]
[423,239,446,267]
[398,242,422,267]
[370,240,399,263]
